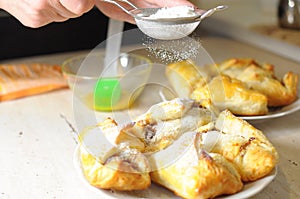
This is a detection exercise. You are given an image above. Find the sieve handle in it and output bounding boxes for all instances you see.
[101,0,138,16]
[198,5,228,21]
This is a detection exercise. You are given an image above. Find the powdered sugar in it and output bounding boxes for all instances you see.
[148,6,198,19]
[135,6,201,40]
[142,36,201,63]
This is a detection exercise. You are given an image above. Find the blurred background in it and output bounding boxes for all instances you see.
[0,7,137,60]
[1,0,299,62]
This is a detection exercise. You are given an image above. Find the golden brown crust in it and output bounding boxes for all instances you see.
[79,98,278,197]
[166,58,299,115]
[150,143,243,199]
[213,110,279,182]
[218,58,299,107]
[98,118,145,151]
[166,60,270,116]
[191,75,268,116]
[166,60,209,98]
[131,98,215,153]
[80,148,151,191]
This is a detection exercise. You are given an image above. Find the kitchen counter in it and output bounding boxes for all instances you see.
[198,0,300,63]
[0,36,300,199]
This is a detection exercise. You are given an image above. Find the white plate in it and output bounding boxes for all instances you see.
[240,97,300,122]
[73,146,277,199]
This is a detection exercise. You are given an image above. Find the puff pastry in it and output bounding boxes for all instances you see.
[211,109,279,181]
[79,98,278,198]
[191,75,268,116]
[166,60,209,98]
[150,134,243,199]
[127,98,216,153]
[166,60,268,115]
[80,118,151,191]
[166,58,299,115]
[80,147,151,190]
[216,58,299,107]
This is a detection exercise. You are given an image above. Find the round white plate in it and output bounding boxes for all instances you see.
[73,146,277,199]
[240,98,300,122]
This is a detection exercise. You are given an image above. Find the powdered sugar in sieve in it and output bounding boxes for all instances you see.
[135,6,201,40]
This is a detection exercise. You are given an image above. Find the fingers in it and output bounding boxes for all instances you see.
[0,0,95,28]
[95,0,197,25]
[58,0,95,17]
[95,1,136,24]
[0,0,199,28]
[40,0,95,24]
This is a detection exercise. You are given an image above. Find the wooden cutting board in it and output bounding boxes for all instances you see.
[251,24,300,47]
[0,63,68,101]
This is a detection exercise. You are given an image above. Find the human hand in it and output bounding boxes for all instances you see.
[0,0,197,28]
[0,0,95,28]
[96,0,197,24]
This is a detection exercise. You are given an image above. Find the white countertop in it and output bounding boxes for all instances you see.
[0,36,300,198]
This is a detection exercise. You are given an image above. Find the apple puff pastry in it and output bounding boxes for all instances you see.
[78,98,278,198]
[211,109,279,181]
[165,60,209,98]
[216,58,298,107]
[79,117,151,191]
[166,60,268,115]
[124,98,216,153]
[191,75,268,116]
[150,134,243,199]
[80,146,151,191]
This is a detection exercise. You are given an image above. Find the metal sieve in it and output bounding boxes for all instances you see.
[102,0,227,40]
